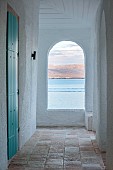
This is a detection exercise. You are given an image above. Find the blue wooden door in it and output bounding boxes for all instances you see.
[7,11,19,159]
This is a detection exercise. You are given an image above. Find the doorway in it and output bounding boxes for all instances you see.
[6,9,19,159]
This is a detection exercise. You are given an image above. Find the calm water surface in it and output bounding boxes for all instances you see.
[48,79,85,92]
[48,79,85,109]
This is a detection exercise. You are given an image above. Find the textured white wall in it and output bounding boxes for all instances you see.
[92,2,102,134]
[91,1,107,151]
[92,3,100,131]
[0,0,40,169]
[37,28,93,126]
[103,0,113,169]
[98,11,107,151]
[19,0,40,149]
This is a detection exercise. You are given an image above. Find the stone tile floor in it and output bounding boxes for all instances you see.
[8,127,106,170]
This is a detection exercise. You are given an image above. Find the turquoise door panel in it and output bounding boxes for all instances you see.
[13,53,17,93]
[8,51,13,94]
[8,13,13,51]
[7,11,19,160]
[7,13,18,52]
[13,16,18,53]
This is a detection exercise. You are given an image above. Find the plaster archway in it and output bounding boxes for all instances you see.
[37,29,93,126]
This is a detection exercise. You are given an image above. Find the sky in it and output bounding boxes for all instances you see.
[48,41,84,65]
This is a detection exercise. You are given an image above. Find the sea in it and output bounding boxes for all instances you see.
[48,78,85,92]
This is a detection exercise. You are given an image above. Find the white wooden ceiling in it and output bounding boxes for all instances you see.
[39,0,101,29]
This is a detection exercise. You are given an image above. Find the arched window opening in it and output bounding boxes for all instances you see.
[48,41,85,109]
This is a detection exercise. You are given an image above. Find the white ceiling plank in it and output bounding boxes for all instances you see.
[39,0,101,29]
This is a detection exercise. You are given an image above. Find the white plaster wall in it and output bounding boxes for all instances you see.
[19,0,40,149]
[91,25,97,132]
[92,2,100,131]
[92,3,102,133]
[91,1,107,151]
[37,28,93,126]
[103,0,113,168]
[0,0,40,169]
[92,1,106,149]
[98,11,107,151]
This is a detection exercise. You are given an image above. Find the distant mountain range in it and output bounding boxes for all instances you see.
[48,64,85,79]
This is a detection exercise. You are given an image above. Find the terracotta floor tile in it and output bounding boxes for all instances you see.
[80,146,94,151]
[25,168,44,170]
[8,167,25,170]
[8,128,106,170]
[27,160,45,168]
[80,151,96,157]
[64,168,82,170]
[65,139,79,147]
[48,152,64,159]
[64,155,80,161]
[64,160,82,168]
[81,157,102,164]
[82,164,103,170]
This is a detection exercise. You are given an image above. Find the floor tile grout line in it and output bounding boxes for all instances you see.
[8,128,106,170]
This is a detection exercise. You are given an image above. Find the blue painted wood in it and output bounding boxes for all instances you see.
[7,12,19,160]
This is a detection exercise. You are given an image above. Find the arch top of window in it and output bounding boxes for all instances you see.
[48,41,85,68]
[49,41,84,54]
